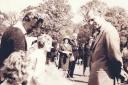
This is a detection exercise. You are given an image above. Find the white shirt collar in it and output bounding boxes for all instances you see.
[14,21,27,34]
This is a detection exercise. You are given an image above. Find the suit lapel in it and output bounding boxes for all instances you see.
[92,29,104,50]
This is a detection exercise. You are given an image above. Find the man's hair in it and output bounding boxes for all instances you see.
[22,12,44,35]
[22,12,44,26]
[22,12,32,22]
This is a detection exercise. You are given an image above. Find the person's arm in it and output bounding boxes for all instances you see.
[106,28,124,77]
[106,29,123,64]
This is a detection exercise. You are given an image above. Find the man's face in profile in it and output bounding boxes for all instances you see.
[23,13,43,34]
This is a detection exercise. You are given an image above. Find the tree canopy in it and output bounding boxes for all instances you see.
[80,0,128,44]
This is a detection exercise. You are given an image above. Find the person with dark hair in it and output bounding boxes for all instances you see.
[120,36,127,51]
[59,36,73,77]
[23,12,44,37]
[68,33,79,78]
[0,34,53,85]
[0,12,44,66]
[122,38,128,74]
[0,26,27,66]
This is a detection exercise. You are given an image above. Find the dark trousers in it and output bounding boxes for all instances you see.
[68,60,76,77]
[83,57,88,74]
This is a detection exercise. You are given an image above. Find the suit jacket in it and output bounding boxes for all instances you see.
[0,27,27,65]
[88,22,122,85]
[59,43,72,70]
[71,40,79,60]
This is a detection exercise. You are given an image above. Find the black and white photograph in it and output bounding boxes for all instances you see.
[0,0,128,85]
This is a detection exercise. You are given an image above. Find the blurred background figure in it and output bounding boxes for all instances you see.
[27,34,52,85]
[69,33,79,78]
[58,36,73,77]
[121,37,128,73]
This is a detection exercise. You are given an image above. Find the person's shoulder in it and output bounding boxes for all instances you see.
[6,26,23,35]
[103,22,118,36]
[2,27,23,38]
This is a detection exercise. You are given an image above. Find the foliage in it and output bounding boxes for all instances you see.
[77,24,91,44]
[6,12,19,26]
[80,0,128,45]
[21,0,72,42]
[0,11,8,24]
[81,0,108,22]
[105,7,128,35]
[0,11,8,35]
[104,7,128,46]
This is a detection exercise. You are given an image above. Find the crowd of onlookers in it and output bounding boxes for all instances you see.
[46,14,128,85]
[0,11,127,85]
[47,33,92,77]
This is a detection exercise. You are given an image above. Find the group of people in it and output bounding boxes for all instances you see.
[48,12,128,85]
[0,11,48,85]
[47,32,92,78]
[0,11,73,85]
[0,10,127,85]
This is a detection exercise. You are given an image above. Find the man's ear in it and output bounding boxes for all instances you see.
[37,18,44,24]
[23,15,30,22]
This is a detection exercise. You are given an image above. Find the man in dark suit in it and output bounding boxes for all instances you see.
[0,27,27,65]
[68,34,79,78]
[88,15,128,85]
[0,12,44,66]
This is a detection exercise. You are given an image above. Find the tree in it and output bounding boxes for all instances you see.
[0,11,8,25]
[104,7,128,45]
[21,0,72,41]
[0,11,8,36]
[77,24,91,44]
[6,12,18,26]
[80,0,128,45]
[105,7,128,31]
[81,0,108,22]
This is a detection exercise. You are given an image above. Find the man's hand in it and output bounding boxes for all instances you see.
[120,69,128,81]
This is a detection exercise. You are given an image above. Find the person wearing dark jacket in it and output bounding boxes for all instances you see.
[88,14,128,85]
[0,12,44,66]
[0,27,27,65]
[68,38,79,78]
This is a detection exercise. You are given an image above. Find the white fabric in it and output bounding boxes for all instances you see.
[27,48,46,85]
